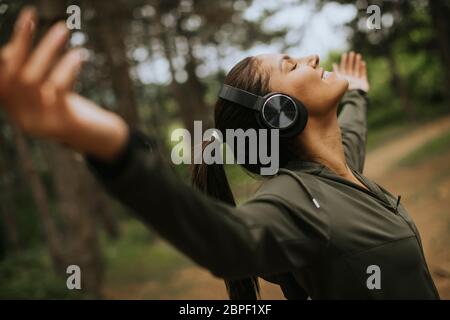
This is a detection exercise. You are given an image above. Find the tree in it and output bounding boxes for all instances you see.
[428,0,450,100]
[33,0,104,297]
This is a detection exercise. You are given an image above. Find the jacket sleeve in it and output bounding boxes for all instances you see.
[85,131,327,280]
[337,89,370,173]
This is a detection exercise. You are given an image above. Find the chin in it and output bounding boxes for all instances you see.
[322,82,348,115]
[334,79,349,102]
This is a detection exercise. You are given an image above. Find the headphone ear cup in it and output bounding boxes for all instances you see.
[270,96,308,138]
[255,94,308,138]
[279,96,308,138]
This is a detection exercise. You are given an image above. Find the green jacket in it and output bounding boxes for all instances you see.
[87,90,440,300]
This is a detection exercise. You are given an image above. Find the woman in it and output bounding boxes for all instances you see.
[0,8,440,299]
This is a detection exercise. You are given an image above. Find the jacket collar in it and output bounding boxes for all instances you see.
[283,159,396,209]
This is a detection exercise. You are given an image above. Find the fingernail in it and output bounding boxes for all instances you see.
[17,7,34,29]
[29,20,35,31]
[54,22,68,37]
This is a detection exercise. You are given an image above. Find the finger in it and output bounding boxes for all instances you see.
[47,49,85,92]
[354,53,362,77]
[340,53,347,72]
[360,60,367,79]
[347,51,355,74]
[332,63,339,74]
[7,7,37,74]
[21,22,69,84]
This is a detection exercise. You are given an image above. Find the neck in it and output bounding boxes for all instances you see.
[296,113,349,176]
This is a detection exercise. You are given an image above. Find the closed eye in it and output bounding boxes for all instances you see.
[291,63,297,71]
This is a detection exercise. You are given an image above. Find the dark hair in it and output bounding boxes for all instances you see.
[191,56,298,300]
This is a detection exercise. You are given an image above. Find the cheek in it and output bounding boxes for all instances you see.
[291,75,346,115]
[287,72,320,96]
[328,78,349,103]
[291,74,325,106]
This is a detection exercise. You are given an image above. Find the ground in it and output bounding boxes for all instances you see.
[103,116,450,300]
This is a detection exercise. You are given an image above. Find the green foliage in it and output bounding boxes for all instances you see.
[1,0,450,299]
[399,130,450,167]
[0,249,85,299]
[366,123,411,151]
[103,220,191,287]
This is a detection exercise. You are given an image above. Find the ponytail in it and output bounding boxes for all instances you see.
[191,140,261,300]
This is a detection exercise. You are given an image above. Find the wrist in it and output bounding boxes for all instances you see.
[348,88,368,95]
[61,94,130,162]
[89,113,129,162]
[85,129,157,180]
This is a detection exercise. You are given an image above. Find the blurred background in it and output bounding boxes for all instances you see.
[0,0,449,299]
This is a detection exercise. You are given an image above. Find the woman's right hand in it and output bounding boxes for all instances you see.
[0,7,129,161]
[333,51,370,93]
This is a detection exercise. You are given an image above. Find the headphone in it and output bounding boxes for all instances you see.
[218,84,308,138]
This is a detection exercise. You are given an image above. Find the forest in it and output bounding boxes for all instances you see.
[0,0,449,299]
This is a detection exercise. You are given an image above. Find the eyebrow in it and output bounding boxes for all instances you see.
[279,55,290,72]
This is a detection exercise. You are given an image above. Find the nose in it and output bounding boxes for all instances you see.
[308,54,320,68]
[294,54,320,68]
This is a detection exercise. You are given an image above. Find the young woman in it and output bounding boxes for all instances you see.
[0,8,440,299]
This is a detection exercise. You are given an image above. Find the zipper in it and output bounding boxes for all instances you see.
[291,162,398,214]
[339,173,439,297]
[317,173,399,214]
[394,207,441,298]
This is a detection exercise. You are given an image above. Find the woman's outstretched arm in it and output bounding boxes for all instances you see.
[0,8,129,162]
[334,52,370,173]
[85,130,329,279]
[0,8,329,280]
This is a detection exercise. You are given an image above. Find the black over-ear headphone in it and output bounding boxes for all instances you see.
[218,84,308,138]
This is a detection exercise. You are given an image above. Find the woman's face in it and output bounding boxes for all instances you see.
[257,53,348,117]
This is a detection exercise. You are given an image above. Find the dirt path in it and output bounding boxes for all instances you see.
[364,115,450,180]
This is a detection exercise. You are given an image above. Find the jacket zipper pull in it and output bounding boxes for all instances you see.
[395,195,402,213]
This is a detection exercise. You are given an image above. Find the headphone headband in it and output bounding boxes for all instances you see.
[219,84,263,111]
[217,84,308,138]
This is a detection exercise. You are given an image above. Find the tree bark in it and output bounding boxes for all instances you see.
[87,0,139,127]
[0,148,21,251]
[428,0,450,101]
[157,12,212,135]
[37,0,104,297]
[44,143,103,297]
[387,50,417,122]
[12,129,66,273]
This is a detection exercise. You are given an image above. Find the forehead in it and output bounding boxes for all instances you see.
[256,53,286,71]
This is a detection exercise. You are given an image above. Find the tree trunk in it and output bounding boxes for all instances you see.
[12,129,66,273]
[0,152,21,251]
[44,143,103,297]
[428,0,450,101]
[158,20,212,134]
[87,0,139,127]
[85,175,120,240]
[0,193,20,251]
[387,50,417,122]
[37,0,104,297]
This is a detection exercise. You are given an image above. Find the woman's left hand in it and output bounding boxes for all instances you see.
[333,51,370,93]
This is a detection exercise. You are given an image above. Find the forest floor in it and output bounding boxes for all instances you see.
[103,115,450,300]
